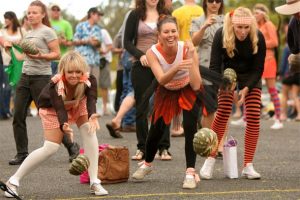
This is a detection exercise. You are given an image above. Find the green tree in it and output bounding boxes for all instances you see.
[98,0,132,38]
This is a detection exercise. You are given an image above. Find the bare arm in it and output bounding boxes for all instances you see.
[146,49,180,86]
[192,15,216,46]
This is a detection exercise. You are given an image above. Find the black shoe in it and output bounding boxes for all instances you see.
[9,154,28,165]
[67,143,80,163]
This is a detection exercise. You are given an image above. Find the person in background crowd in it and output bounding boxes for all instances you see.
[49,3,80,162]
[112,33,124,113]
[200,7,266,180]
[172,0,204,41]
[275,0,300,122]
[4,0,60,166]
[49,3,73,74]
[21,15,31,31]
[73,7,102,87]
[4,51,108,198]
[99,27,113,116]
[253,3,283,130]
[132,15,202,189]
[278,18,291,79]
[0,11,25,120]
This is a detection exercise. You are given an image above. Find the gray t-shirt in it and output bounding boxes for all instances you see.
[22,25,57,75]
[190,15,223,85]
[190,15,224,68]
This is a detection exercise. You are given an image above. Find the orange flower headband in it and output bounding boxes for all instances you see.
[51,72,91,96]
[230,10,253,25]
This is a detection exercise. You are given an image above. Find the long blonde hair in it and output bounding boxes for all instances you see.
[58,51,89,101]
[223,7,258,58]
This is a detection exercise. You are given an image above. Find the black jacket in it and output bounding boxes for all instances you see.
[38,75,98,129]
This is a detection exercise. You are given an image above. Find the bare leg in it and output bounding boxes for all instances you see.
[291,85,300,120]
[280,84,290,121]
[111,95,135,128]
[100,88,109,115]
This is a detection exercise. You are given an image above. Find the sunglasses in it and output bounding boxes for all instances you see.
[207,0,222,3]
[51,8,60,12]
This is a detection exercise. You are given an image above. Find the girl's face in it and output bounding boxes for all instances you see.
[233,24,250,41]
[206,0,222,14]
[158,22,179,48]
[64,69,83,86]
[146,0,159,8]
[27,5,45,26]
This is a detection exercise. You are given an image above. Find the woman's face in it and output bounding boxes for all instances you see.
[158,22,179,48]
[146,0,159,8]
[4,18,12,27]
[233,24,250,41]
[206,0,222,14]
[27,5,45,26]
[253,10,264,23]
[64,69,83,86]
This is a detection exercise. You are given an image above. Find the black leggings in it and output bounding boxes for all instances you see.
[145,101,199,168]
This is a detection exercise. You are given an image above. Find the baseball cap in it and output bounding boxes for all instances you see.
[49,3,61,11]
[87,7,104,16]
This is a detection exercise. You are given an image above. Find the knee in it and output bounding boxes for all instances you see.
[43,140,60,156]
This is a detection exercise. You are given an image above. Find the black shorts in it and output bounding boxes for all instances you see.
[282,73,300,86]
[198,85,218,115]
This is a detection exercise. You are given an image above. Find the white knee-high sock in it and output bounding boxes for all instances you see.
[79,122,100,185]
[9,141,60,186]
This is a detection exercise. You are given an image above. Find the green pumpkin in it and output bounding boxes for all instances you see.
[69,154,90,176]
[193,128,218,157]
[19,39,39,55]
[223,68,237,84]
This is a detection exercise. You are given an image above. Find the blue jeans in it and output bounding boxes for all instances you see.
[51,61,59,75]
[0,65,12,117]
[279,45,290,78]
[120,51,135,126]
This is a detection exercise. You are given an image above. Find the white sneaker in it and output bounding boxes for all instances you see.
[4,181,18,198]
[182,176,197,189]
[132,164,153,180]
[270,119,283,130]
[90,183,108,196]
[200,157,216,179]
[230,118,246,127]
[241,163,261,179]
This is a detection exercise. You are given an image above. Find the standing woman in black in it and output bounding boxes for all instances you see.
[200,7,266,180]
[123,0,169,160]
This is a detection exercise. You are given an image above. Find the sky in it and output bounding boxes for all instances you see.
[0,0,109,23]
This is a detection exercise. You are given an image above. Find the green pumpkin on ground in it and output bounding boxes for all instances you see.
[193,128,218,157]
[69,154,90,176]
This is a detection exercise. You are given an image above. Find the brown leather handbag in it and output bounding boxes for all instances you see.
[98,145,129,184]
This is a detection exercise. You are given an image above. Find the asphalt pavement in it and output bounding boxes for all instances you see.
[0,114,300,200]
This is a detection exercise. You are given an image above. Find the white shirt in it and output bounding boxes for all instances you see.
[100,29,113,62]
